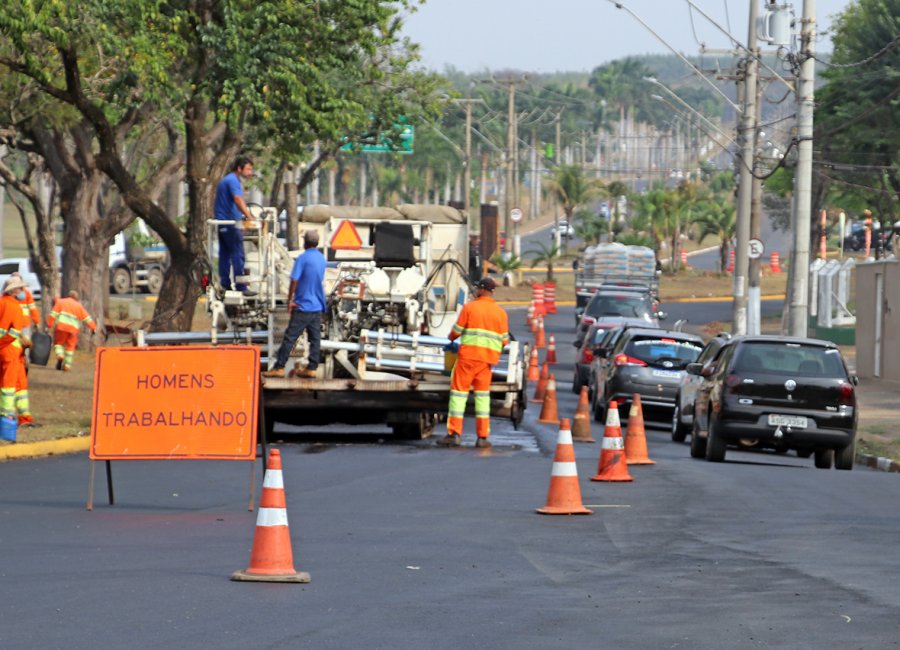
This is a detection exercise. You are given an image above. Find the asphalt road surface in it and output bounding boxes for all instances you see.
[2,303,899,649]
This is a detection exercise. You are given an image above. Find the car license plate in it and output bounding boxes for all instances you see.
[768,414,808,428]
[652,369,680,379]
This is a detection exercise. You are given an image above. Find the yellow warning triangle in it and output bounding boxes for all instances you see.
[330,220,363,250]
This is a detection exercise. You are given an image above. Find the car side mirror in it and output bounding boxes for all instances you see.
[850,374,859,386]
[657,311,667,321]
[685,362,702,376]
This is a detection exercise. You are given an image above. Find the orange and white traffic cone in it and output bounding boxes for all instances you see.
[530,302,539,333]
[537,374,560,424]
[535,317,547,349]
[527,347,540,382]
[546,335,558,364]
[231,449,311,583]
[625,394,655,465]
[590,400,633,482]
[530,361,550,404]
[536,418,592,515]
[571,386,596,443]
[526,302,535,328]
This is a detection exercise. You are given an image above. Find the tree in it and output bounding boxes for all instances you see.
[544,164,605,241]
[526,241,568,282]
[691,200,736,273]
[0,1,444,333]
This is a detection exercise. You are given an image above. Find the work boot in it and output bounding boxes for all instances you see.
[475,437,492,449]
[435,434,461,447]
[56,358,63,371]
[262,367,285,378]
[297,368,317,378]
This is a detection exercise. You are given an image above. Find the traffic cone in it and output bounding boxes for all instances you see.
[624,394,655,465]
[571,386,596,443]
[530,361,550,404]
[526,302,535,328]
[544,281,557,314]
[546,335,558,364]
[536,418,592,515]
[591,400,633,482]
[535,317,547,349]
[680,249,688,268]
[537,374,560,424]
[726,249,735,273]
[231,449,311,583]
[530,302,539,333]
[770,251,781,273]
[527,347,540,382]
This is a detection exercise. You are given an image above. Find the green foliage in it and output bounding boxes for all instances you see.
[615,232,655,248]
[490,252,522,273]
[544,165,605,218]
[525,240,570,281]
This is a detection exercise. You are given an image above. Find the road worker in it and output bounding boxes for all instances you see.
[10,273,39,426]
[47,290,96,371]
[437,276,509,449]
[0,276,31,432]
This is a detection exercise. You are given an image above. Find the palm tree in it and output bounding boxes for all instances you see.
[526,241,568,282]
[691,201,736,273]
[544,165,605,240]
[490,252,522,287]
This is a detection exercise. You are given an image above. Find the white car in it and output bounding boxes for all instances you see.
[551,220,574,239]
[0,258,43,299]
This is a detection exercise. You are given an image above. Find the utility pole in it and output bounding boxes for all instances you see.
[452,98,482,217]
[788,0,817,337]
[555,110,562,165]
[748,76,764,336]
[732,0,760,335]
[504,80,516,250]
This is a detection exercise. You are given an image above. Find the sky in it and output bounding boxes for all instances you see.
[401,0,857,73]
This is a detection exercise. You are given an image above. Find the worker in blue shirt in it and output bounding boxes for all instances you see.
[214,156,254,292]
[263,230,327,378]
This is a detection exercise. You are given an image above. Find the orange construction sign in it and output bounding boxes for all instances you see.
[330,220,363,250]
[90,346,259,460]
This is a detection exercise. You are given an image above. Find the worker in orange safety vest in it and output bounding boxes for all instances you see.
[47,290,96,371]
[436,276,509,449]
[0,276,32,430]
[10,273,39,426]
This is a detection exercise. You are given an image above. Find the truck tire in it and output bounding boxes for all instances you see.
[112,267,132,295]
[391,413,436,440]
[146,268,164,294]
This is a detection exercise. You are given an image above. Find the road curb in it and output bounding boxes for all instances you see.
[857,453,900,473]
[0,436,90,461]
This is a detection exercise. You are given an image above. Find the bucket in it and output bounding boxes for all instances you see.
[443,350,458,373]
[0,415,17,442]
[29,331,52,366]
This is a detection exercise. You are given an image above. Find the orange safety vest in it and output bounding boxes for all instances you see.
[0,294,29,350]
[17,288,40,327]
[451,295,509,365]
[47,297,96,335]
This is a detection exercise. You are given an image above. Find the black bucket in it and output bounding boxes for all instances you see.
[29,331,52,366]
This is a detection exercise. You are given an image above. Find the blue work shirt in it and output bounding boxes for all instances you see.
[214,172,244,222]
[290,248,327,312]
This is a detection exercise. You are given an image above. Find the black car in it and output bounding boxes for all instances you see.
[842,222,893,253]
[671,333,732,442]
[688,336,858,469]
[574,290,658,348]
[591,327,704,424]
[574,317,656,395]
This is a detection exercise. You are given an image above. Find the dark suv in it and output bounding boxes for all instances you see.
[574,290,658,347]
[688,336,858,469]
[592,328,704,424]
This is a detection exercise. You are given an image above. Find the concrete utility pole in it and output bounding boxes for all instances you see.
[452,98,481,216]
[748,76,765,336]
[732,0,760,336]
[504,80,517,250]
[788,0,817,337]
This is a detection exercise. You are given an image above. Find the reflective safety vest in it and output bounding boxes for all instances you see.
[451,295,509,365]
[0,294,28,350]
[17,288,40,327]
[47,297,97,335]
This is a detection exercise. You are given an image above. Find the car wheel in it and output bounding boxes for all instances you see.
[671,401,688,442]
[705,418,726,462]
[572,371,582,394]
[690,417,707,459]
[834,440,855,471]
[814,448,834,469]
[593,392,606,423]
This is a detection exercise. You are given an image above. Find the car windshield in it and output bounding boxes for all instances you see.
[586,295,652,320]
[624,337,702,369]
[732,343,847,378]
